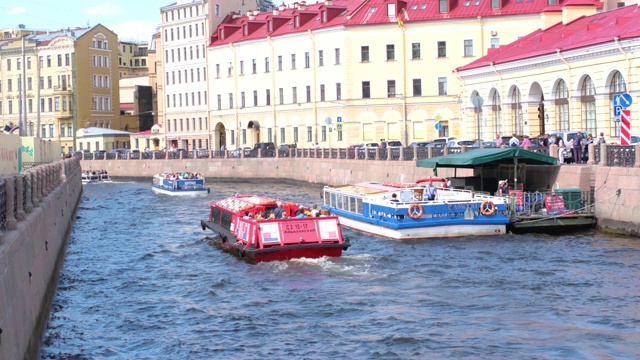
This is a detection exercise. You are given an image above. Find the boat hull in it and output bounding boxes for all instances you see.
[337,215,505,240]
[201,219,348,264]
[151,185,209,196]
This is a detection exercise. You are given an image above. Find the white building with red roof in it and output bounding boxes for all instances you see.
[205,0,606,149]
[455,2,640,143]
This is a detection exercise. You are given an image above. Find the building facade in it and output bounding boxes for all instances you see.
[455,3,640,144]
[118,41,150,78]
[205,0,601,151]
[159,0,254,151]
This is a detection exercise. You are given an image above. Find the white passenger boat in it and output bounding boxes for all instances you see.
[322,178,510,240]
[82,171,112,184]
[151,172,210,196]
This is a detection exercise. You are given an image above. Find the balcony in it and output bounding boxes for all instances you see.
[53,85,72,94]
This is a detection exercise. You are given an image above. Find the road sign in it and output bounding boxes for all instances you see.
[472,95,484,108]
[614,105,622,117]
[337,116,343,123]
[435,122,443,131]
[336,123,343,132]
[621,109,631,145]
[614,93,633,108]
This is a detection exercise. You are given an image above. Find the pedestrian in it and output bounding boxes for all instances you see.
[572,132,584,164]
[509,133,520,147]
[597,132,606,144]
[495,133,503,148]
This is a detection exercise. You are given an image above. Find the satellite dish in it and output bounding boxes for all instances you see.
[324,117,332,124]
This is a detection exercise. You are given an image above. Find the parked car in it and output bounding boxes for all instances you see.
[124,149,140,159]
[549,131,587,147]
[192,148,209,158]
[278,144,296,156]
[230,147,251,158]
[386,140,403,148]
[360,142,379,148]
[631,135,640,145]
[433,137,457,144]
[109,149,127,158]
[446,139,475,147]
[249,142,276,157]
[472,141,498,148]
[409,141,432,147]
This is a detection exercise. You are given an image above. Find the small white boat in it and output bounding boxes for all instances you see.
[82,171,112,184]
[151,172,210,196]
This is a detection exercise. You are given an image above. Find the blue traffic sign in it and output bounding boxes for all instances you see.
[337,116,343,123]
[614,93,633,108]
[614,105,622,117]
[435,122,443,131]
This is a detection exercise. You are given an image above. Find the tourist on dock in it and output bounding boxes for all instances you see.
[556,136,566,164]
[598,132,606,144]
[520,135,532,147]
[442,178,452,189]
[425,181,438,201]
[495,133,503,148]
[272,201,285,218]
[573,132,584,164]
[509,133,520,147]
[390,193,400,203]
[220,145,226,152]
[497,180,509,196]
[583,133,594,162]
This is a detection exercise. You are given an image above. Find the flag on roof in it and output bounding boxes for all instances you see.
[402,8,409,21]
[3,125,10,132]
[9,124,19,133]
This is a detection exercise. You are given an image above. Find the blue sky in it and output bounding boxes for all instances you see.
[0,1,162,43]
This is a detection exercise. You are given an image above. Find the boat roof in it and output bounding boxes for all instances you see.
[328,182,415,196]
[416,148,558,169]
[215,195,279,212]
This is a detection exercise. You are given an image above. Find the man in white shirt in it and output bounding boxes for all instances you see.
[509,133,520,147]
[425,181,437,200]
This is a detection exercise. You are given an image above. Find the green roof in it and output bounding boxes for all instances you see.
[416,148,558,169]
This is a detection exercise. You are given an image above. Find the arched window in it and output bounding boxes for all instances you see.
[609,71,626,137]
[580,76,596,135]
[555,80,569,131]
[510,87,522,135]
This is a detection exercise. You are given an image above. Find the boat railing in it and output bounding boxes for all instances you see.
[499,189,594,218]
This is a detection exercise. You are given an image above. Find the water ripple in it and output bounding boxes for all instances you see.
[40,180,640,359]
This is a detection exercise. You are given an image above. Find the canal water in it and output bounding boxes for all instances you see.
[40,180,640,359]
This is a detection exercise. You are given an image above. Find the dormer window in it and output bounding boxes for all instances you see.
[243,24,248,35]
[491,0,499,8]
[294,15,299,27]
[387,3,396,17]
[439,0,447,12]
[219,29,224,40]
[321,10,327,22]
[268,20,272,32]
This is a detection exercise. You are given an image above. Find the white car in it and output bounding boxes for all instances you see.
[446,139,475,147]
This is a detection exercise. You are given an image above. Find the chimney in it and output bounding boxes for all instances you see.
[279,2,286,10]
[562,1,597,25]
[273,8,280,15]
[253,9,260,15]
[325,0,334,5]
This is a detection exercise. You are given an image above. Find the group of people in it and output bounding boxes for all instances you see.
[389,178,452,203]
[495,131,605,165]
[164,172,204,180]
[247,202,330,220]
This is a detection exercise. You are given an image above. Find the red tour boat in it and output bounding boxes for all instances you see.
[200,194,350,263]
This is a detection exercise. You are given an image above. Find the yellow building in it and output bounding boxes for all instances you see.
[205,0,606,150]
[0,25,120,154]
[118,41,150,78]
[455,3,640,143]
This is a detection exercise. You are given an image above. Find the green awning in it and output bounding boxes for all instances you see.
[416,148,558,169]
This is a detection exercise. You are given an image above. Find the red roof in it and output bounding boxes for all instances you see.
[458,4,640,71]
[210,0,576,47]
[120,102,134,110]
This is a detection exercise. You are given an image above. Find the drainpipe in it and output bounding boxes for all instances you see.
[614,37,631,89]
[556,49,572,131]
[309,30,318,144]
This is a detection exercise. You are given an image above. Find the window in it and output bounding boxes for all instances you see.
[412,43,421,59]
[387,80,396,97]
[291,54,296,69]
[57,54,62,67]
[278,55,282,71]
[7,79,11,92]
[464,40,473,57]
[413,79,422,96]
[6,59,11,71]
[27,57,32,69]
[335,48,340,64]
[307,126,313,142]
[305,52,310,68]
[47,55,51,67]
[336,83,342,100]
[17,58,21,70]
[217,94,221,110]
[229,93,233,109]
[253,90,258,106]
[241,91,245,108]
[492,0,500,9]
[294,127,299,143]
[320,84,325,101]
[438,77,448,95]
[319,50,324,66]
[361,46,370,62]
[266,89,271,105]
[265,57,270,72]
[280,128,285,143]
[306,86,311,102]
[387,3,396,16]
[240,60,244,75]
[438,41,447,58]
[292,87,297,103]
[252,59,257,74]
[279,88,284,105]
[216,64,220,78]
[439,0,447,12]
[362,81,371,99]
[490,38,500,48]
[322,126,327,142]
[386,44,395,61]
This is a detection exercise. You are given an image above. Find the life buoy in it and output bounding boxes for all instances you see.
[408,203,423,219]
[480,200,496,216]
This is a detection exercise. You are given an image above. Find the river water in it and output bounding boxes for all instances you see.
[40,180,640,359]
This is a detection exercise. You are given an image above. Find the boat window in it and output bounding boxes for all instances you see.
[330,192,337,207]
[356,198,363,214]
[221,210,233,230]
[336,194,344,210]
[349,196,358,213]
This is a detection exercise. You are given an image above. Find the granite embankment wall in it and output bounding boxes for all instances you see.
[0,158,82,360]
[81,156,640,235]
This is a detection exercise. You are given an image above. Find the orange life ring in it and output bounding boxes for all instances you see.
[408,203,423,219]
[480,200,496,216]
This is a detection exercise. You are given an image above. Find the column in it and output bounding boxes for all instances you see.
[15,174,25,221]
[5,176,17,231]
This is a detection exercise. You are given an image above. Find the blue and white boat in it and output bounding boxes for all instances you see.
[151,172,210,196]
[321,178,510,240]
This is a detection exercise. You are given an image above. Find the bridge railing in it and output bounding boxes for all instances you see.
[1,158,81,240]
[74,143,640,167]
